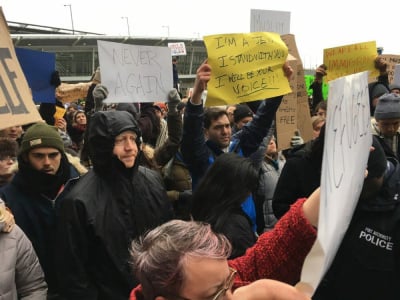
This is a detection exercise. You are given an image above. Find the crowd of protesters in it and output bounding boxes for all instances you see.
[1,53,400,300]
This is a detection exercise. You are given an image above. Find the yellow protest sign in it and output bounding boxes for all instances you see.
[324,41,379,82]
[203,32,291,107]
[0,7,42,130]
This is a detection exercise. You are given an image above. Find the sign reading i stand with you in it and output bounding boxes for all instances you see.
[98,40,173,103]
[203,32,291,107]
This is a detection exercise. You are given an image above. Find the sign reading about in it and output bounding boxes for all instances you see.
[203,32,291,107]
[167,42,187,56]
[0,7,42,130]
[324,41,378,82]
[98,40,173,103]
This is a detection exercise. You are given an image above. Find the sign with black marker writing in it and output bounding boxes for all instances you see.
[203,32,291,106]
[300,71,372,293]
[98,40,173,103]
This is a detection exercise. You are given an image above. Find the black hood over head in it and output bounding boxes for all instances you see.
[88,111,142,176]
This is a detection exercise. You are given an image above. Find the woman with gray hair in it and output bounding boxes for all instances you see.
[129,178,320,300]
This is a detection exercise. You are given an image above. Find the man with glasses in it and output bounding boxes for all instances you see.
[55,110,173,300]
[129,185,320,300]
[0,122,80,299]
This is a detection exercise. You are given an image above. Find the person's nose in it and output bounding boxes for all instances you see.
[43,156,51,165]
[124,139,136,150]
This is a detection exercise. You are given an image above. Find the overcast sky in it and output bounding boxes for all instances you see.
[1,0,398,69]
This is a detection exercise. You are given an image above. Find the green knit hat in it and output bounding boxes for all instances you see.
[20,122,65,154]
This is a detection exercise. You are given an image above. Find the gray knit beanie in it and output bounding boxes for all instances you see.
[374,93,400,120]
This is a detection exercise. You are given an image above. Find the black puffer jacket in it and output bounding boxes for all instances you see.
[56,111,173,300]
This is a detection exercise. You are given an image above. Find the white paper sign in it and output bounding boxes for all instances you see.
[250,9,290,34]
[300,71,372,292]
[168,42,187,56]
[97,40,173,103]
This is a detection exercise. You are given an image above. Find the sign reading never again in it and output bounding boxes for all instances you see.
[0,7,42,130]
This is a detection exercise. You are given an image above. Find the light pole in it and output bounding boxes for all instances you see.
[162,25,170,37]
[121,17,130,36]
[64,4,75,35]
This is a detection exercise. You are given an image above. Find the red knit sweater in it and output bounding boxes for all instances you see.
[130,198,317,300]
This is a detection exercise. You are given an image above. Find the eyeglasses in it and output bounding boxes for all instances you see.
[0,156,17,162]
[211,268,237,300]
[172,268,237,300]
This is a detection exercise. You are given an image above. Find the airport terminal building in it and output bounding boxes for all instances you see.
[9,21,207,95]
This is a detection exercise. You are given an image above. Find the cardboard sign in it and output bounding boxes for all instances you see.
[250,9,291,35]
[168,42,187,56]
[97,40,173,103]
[276,34,313,149]
[203,32,291,107]
[0,7,42,130]
[380,54,400,84]
[324,41,379,82]
[15,47,56,104]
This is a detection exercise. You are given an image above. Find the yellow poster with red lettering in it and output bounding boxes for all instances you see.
[203,32,291,106]
[324,41,379,82]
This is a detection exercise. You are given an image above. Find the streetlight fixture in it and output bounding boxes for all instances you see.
[162,25,170,37]
[64,4,75,35]
[121,16,130,36]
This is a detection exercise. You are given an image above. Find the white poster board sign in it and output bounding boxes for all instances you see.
[300,71,372,292]
[98,40,173,103]
[250,9,290,34]
[168,42,187,56]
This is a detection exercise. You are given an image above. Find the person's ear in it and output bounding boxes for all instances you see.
[204,127,209,139]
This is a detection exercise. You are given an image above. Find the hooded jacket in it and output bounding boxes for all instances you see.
[56,111,173,300]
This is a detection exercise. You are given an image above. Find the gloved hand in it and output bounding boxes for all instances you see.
[290,134,304,148]
[315,64,327,81]
[50,70,61,87]
[167,88,181,113]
